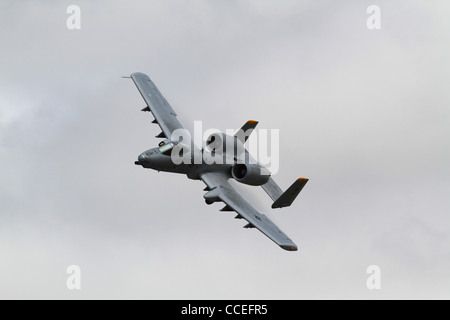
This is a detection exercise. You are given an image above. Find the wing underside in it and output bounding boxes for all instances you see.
[200,172,298,251]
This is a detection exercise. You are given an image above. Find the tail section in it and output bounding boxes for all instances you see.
[237,119,308,209]
[262,177,308,209]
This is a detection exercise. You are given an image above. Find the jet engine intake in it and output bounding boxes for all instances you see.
[231,164,271,186]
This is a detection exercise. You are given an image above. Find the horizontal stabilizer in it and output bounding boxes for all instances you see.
[271,178,308,209]
[155,132,166,138]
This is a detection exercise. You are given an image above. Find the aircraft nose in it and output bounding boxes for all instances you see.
[135,153,146,165]
[136,150,155,166]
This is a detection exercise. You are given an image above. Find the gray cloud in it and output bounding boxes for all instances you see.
[0,0,449,299]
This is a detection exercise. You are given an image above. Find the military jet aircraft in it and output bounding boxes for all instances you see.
[129,72,308,251]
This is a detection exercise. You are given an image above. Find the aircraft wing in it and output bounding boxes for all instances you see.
[200,172,298,251]
[130,72,184,139]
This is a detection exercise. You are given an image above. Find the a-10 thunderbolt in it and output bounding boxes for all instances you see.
[128,72,308,251]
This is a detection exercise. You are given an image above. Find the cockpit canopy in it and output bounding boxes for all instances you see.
[159,142,175,155]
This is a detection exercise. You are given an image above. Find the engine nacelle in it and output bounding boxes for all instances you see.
[205,132,245,157]
[231,164,271,186]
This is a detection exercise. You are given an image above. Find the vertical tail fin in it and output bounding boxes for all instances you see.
[235,120,258,144]
[262,177,308,209]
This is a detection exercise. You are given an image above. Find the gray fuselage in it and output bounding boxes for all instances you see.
[136,146,233,180]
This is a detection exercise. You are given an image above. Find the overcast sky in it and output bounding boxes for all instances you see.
[1,0,449,299]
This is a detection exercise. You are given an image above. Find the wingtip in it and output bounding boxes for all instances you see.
[297,177,309,182]
[130,72,148,78]
[280,244,298,251]
[247,120,258,125]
